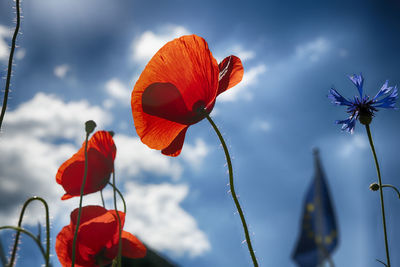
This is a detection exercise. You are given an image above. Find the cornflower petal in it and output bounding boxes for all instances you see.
[373,80,392,100]
[328,88,353,106]
[348,73,364,97]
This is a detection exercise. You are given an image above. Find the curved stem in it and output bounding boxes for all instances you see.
[8,196,50,267]
[0,226,47,263]
[112,171,123,267]
[365,124,391,267]
[206,115,258,267]
[107,182,126,214]
[381,185,400,199]
[100,189,106,208]
[71,132,90,267]
[0,0,20,131]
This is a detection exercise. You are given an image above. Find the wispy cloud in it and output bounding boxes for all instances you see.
[123,181,211,257]
[0,25,12,62]
[104,78,131,107]
[131,25,189,64]
[54,64,70,79]
[295,37,330,62]
[219,64,267,102]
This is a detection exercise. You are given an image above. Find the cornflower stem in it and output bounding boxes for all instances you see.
[112,171,123,267]
[205,115,258,267]
[0,0,20,131]
[1,226,47,264]
[365,124,391,267]
[71,132,90,267]
[8,196,50,267]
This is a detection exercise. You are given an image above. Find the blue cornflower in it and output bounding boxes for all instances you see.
[328,73,398,133]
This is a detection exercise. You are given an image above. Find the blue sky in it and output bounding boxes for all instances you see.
[1,0,400,266]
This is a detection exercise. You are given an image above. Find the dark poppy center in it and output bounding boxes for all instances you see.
[142,82,212,125]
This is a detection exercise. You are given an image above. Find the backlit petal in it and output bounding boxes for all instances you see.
[217,55,244,96]
[121,231,147,259]
[161,127,188,156]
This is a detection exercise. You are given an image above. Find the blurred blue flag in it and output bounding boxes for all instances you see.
[292,149,339,267]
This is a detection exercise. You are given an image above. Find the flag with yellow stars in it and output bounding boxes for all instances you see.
[292,149,339,266]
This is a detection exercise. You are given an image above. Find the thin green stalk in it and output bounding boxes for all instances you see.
[365,124,390,267]
[205,114,258,267]
[0,226,47,264]
[100,190,106,208]
[112,171,122,267]
[107,182,126,214]
[8,196,50,267]
[71,132,90,267]
[381,185,400,199]
[0,0,20,131]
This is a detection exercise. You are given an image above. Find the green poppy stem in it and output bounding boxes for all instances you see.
[112,171,123,267]
[1,226,47,264]
[108,182,127,214]
[71,131,90,267]
[365,124,391,267]
[8,196,50,267]
[100,189,106,208]
[205,115,258,267]
[0,0,20,131]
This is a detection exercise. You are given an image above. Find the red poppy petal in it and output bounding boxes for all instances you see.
[132,34,219,151]
[121,231,147,259]
[161,126,188,156]
[55,225,74,267]
[217,55,244,96]
[57,131,116,200]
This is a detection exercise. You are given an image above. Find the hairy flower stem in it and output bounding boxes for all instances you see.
[71,132,90,267]
[108,182,127,214]
[1,226,47,264]
[206,115,258,267]
[0,0,20,131]
[8,196,50,267]
[365,124,391,267]
[112,171,122,267]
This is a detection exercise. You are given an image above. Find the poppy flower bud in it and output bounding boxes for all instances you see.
[108,130,115,137]
[369,183,379,191]
[85,120,97,134]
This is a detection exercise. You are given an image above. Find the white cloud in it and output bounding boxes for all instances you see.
[114,134,183,181]
[131,25,190,64]
[123,181,211,257]
[0,25,12,62]
[104,78,131,106]
[54,64,70,79]
[338,133,368,158]
[4,92,111,143]
[181,138,210,169]
[251,119,271,132]
[230,45,255,61]
[219,64,267,102]
[15,48,26,60]
[295,37,330,62]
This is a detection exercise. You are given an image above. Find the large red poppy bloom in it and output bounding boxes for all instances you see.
[56,131,116,200]
[56,205,146,267]
[131,34,243,156]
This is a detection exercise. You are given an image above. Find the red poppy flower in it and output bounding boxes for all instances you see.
[56,205,146,267]
[131,34,243,156]
[56,131,116,200]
